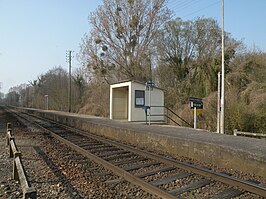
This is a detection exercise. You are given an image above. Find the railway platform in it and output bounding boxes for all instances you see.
[16,107,266,179]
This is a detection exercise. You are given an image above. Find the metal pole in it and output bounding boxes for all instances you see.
[220,0,225,134]
[149,86,151,125]
[45,95,48,110]
[194,107,197,129]
[67,50,72,112]
[166,108,168,124]
[217,72,221,133]
[47,95,48,110]
[32,87,34,108]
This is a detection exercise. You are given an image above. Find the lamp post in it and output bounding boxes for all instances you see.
[44,95,48,110]
[217,72,221,133]
[145,80,155,125]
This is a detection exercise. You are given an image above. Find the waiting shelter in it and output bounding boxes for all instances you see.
[110,80,164,122]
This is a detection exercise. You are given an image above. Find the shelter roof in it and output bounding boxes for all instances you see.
[110,80,163,91]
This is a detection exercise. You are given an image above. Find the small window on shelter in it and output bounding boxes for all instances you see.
[135,90,145,107]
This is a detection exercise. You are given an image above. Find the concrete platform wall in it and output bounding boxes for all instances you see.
[17,107,266,178]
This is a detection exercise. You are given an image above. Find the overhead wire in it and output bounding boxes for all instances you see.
[180,0,220,19]
[173,0,203,12]
[166,0,220,19]
[164,0,203,19]
[167,0,188,7]
[159,0,221,28]
[169,0,201,10]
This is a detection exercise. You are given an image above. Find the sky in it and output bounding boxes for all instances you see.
[0,0,266,94]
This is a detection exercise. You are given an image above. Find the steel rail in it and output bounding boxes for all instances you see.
[11,110,176,199]
[11,110,266,197]
[45,117,266,197]
[91,132,266,197]
[31,119,177,199]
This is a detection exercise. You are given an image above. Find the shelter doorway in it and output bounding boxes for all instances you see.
[112,86,129,120]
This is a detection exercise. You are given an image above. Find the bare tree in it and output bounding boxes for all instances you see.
[79,0,171,83]
[5,89,20,106]
[71,68,88,112]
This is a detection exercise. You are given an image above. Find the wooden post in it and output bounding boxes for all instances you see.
[13,152,21,181]
[6,123,13,146]
[23,187,37,199]
[7,122,12,131]
[6,131,10,146]
[9,138,16,158]
[5,122,37,198]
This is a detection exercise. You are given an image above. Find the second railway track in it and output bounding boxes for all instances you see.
[9,108,266,198]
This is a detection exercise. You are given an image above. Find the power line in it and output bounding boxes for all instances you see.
[169,0,200,10]
[153,0,220,32]
[178,0,220,19]
[167,0,187,7]
[171,0,203,11]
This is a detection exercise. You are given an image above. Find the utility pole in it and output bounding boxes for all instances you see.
[66,50,73,112]
[220,0,225,134]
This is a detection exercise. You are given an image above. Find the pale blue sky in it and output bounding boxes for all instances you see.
[0,0,265,94]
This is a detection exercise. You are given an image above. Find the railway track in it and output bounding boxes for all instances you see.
[9,108,266,198]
